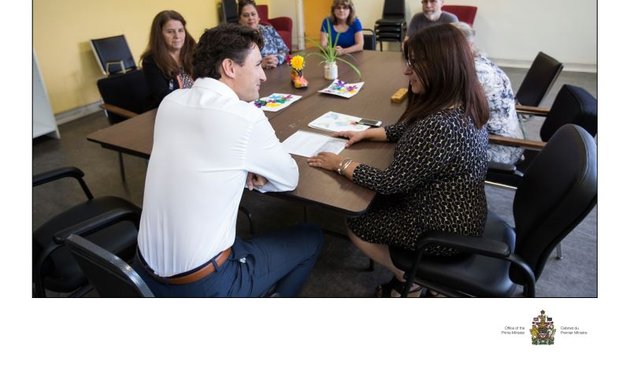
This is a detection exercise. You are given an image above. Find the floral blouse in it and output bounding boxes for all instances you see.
[258,24,289,64]
[475,53,525,165]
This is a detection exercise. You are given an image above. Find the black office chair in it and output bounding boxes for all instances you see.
[220,0,239,23]
[90,35,137,76]
[374,0,407,51]
[487,84,597,188]
[65,233,154,298]
[33,167,142,297]
[96,69,150,181]
[515,52,563,109]
[362,28,376,50]
[390,124,597,297]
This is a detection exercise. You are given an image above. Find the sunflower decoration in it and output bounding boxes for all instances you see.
[290,55,305,72]
[289,54,308,88]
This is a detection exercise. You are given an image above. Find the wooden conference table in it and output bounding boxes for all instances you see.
[87,50,409,213]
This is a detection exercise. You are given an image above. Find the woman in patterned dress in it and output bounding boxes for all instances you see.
[238,0,289,69]
[141,10,196,109]
[307,23,490,297]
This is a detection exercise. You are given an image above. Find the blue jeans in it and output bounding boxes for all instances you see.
[133,223,323,297]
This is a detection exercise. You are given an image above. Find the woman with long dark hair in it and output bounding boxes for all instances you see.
[141,10,196,109]
[308,23,489,297]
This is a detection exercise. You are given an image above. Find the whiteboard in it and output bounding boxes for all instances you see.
[33,51,59,139]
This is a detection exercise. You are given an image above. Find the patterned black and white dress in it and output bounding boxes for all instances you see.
[348,107,488,251]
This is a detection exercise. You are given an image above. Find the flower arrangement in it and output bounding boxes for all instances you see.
[304,18,361,80]
[289,54,308,88]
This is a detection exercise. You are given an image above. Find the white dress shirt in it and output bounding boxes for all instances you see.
[138,78,298,276]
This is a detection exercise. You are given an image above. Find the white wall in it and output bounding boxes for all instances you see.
[348,0,597,72]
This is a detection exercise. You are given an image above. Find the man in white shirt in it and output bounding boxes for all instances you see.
[135,23,323,297]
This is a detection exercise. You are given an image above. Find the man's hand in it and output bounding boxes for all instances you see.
[247,172,268,190]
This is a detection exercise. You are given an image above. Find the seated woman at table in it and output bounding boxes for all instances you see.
[238,0,289,69]
[320,0,363,55]
[307,24,489,297]
[140,10,196,109]
[453,21,524,165]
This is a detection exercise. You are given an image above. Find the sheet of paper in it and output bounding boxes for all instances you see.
[308,111,370,133]
[251,93,302,112]
[318,79,365,98]
[282,130,347,157]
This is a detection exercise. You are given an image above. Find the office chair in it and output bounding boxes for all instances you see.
[33,167,141,297]
[374,0,407,51]
[442,5,478,26]
[362,28,377,50]
[220,0,239,24]
[515,52,563,109]
[90,35,137,76]
[65,233,154,298]
[258,4,293,52]
[390,124,597,297]
[96,69,150,181]
[487,84,597,189]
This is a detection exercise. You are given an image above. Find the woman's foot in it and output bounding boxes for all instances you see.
[375,277,423,298]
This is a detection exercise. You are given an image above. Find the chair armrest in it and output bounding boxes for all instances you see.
[53,207,141,244]
[487,161,517,172]
[100,103,138,119]
[415,231,537,296]
[33,166,94,199]
[416,231,511,259]
[515,105,549,116]
[489,134,546,150]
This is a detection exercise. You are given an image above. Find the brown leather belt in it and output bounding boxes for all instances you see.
[138,248,231,285]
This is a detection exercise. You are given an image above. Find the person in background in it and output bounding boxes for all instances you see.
[406,0,458,40]
[238,0,289,69]
[320,0,364,55]
[141,10,196,109]
[453,21,525,165]
[307,24,489,297]
[135,23,323,297]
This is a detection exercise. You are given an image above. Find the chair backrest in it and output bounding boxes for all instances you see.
[66,234,154,297]
[539,84,597,142]
[442,5,478,26]
[362,28,376,50]
[512,124,597,283]
[96,69,150,124]
[515,51,563,107]
[90,35,137,76]
[258,3,270,23]
[382,0,405,19]
[220,0,239,23]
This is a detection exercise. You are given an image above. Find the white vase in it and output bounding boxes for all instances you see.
[324,61,338,80]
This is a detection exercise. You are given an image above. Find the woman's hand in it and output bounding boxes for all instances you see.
[307,152,343,172]
[334,130,368,147]
[262,55,279,69]
[335,46,345,55]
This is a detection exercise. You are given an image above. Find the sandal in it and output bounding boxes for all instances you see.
[375,277,424,298]
[420,288,446,298]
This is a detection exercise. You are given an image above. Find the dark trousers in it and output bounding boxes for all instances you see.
[133,223,323,297]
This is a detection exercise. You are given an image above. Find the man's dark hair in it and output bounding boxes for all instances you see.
[192,23,264,80]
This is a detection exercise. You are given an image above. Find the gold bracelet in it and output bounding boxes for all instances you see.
[337,158,351,175]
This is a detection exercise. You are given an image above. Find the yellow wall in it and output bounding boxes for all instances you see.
[33,0,220,114]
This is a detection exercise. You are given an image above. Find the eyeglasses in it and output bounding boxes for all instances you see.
[421,0,438,4]
[334,5,349,10]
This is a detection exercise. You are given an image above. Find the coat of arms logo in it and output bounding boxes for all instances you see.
[530,310,556,345]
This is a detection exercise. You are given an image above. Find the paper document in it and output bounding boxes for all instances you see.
[308,111,370,133]
[282,130,347,157]
[251,93,302,112]
[318,79,364,98]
